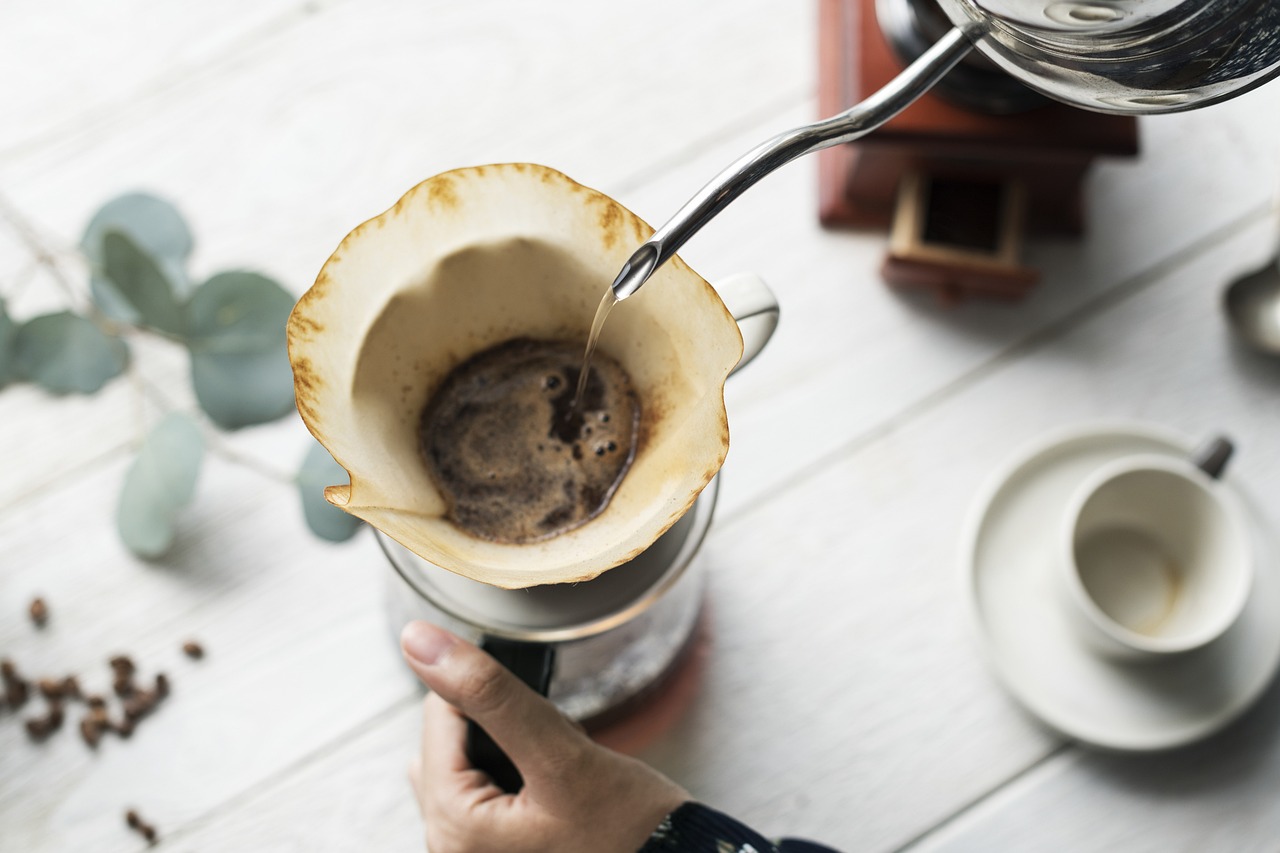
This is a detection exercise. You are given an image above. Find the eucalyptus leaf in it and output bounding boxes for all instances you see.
[102,230,185,335]
[0,298,16,388]
[185,271,293,353]
[117,413,204,558]
[190,347,296,429]
[82,192,194,321]
[297,442,361,542]
[185,271,296,429]
[13,312,129,394]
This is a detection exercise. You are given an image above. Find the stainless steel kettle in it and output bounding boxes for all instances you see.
[937,0,1280,113]
[607,0,1280,301]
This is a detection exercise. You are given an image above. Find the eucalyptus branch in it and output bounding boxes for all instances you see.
[202,431,297,485]
[0,190,85,308]
[1,258,39,302]
[132,374,294,483]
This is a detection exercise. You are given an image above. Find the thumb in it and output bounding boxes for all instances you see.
[400,622,588,786]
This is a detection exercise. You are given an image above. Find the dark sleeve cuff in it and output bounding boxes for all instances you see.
[639,801,780,853]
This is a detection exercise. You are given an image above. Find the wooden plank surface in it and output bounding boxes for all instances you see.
[2,1,1280,851]
[0,0,317,160]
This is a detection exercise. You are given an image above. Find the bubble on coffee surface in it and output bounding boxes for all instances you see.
[420,338,639,544]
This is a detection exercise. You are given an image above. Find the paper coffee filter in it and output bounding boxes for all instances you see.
[288,164,743,589]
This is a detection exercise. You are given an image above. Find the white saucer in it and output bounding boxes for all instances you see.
[964,422,1280,751]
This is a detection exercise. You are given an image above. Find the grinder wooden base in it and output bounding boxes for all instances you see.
[817,0,1139,302]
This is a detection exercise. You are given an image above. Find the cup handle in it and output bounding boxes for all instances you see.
[465,638,556,793]
[714,273,779,376]
[1193,435,1235,480]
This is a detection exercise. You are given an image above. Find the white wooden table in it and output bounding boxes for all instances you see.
[3,3,1279,851]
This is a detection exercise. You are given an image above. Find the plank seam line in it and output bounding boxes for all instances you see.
[716,200,1276,533]
[152,689,421,849]
[0,441,132,518]
[889,741,1075,853]
[612,88,813,199]
[0,0,351,168]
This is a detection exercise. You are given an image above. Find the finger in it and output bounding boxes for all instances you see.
[420,692,471,781]
[408,756,424,815]
[401,622,587,786]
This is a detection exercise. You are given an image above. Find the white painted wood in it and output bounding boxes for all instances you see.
[0,0,814,295]
[0,0,313,160]
[0,433,421,852]
[2,1,1280,851]
[152,701,428,852]
[903,219,1280,853]
[654,215,1280,852]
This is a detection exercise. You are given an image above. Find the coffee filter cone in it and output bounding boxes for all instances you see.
[288,164,743,589]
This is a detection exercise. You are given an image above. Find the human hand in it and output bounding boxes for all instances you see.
[401,622,689,853]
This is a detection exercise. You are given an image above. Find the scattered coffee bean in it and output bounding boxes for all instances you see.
[9,652,175,750]
[25,716,55,741]
[28,597,48,628]
[124,809,158,844]
[109,655,136,679]
[2,659,29,710]
[37,678,64,702]
[24,702,63,741]
[79,716,103,748]
[122,694,151,723]
[181,640,205,660]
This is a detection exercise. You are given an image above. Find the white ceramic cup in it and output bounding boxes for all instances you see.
[1059,451,1252,661]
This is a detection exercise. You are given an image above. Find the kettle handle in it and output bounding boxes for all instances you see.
[465,638,556,793]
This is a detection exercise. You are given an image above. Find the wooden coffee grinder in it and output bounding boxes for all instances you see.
[817,0,1140,303]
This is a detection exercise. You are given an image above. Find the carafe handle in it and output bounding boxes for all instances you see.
[464,638,556,793]
[715,273,780,376]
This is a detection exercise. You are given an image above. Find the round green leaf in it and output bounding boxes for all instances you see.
[0,298,16,388]
[117,413,205,558]
[185,271,293,354]
[13,311,129,394]
[102,230,185,335]
[297,442,361,542]
[82,192,194,321]
[185,271,296,429]
[191,346,296,429]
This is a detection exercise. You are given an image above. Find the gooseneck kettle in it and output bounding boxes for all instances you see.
[608,0,1280,301]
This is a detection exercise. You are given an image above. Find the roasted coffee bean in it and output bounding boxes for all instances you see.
[25,716,55,741]
[47,702,64,729]
[28,597,48,627]
[123,694,152,723]
[153,673,169,700]
[181,640,204,660]
[60,675,82,701]
[88,704,110,728]
[113,718,135,739]
[1,659,28,710]
[86,694,107,711]
[108,655,136,679]
[124,809,157,844]
[79,717,103,748]
[37,678,64,702]
[113,676,135,698]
